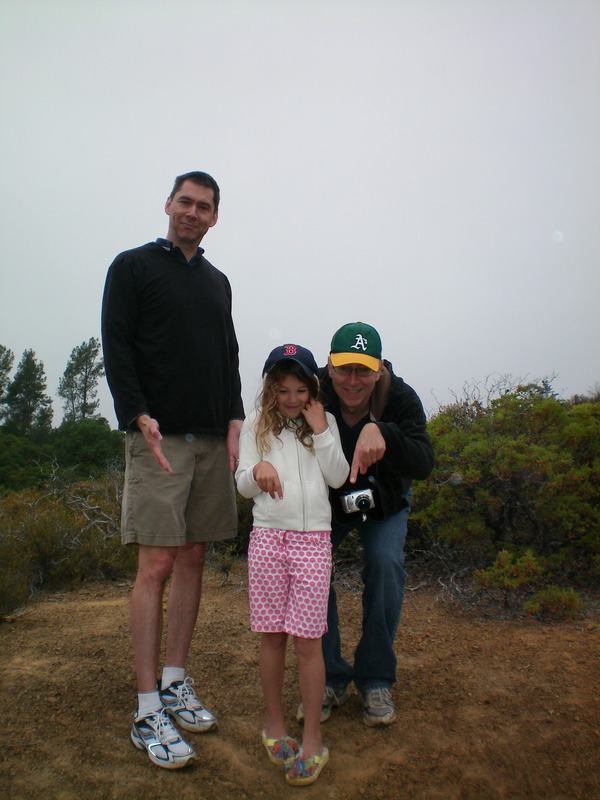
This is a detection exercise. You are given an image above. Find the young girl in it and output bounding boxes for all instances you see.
[235,344,349,786]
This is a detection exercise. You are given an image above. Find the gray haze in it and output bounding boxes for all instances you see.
[1,0,599,427]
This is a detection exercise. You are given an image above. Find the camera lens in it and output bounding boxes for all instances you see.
[355,494,370,510]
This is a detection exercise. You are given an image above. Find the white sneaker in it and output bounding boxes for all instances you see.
[160,675,218,733]
[131,708,196,769]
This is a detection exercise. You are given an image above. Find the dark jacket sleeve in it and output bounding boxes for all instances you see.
[369,367,434,517]
[101,252,149,429]
[376,376,435,480]
[223,275,244,422]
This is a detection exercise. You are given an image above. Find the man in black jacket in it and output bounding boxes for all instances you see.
[298,322,434,727]
[101,171,244,768]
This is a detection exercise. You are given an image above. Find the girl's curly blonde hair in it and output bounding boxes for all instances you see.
[254,360,323,455]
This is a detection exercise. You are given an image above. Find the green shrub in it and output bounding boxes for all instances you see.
[412,386,600,587]
[0,471,132,615]
[523,585,585,620]
[50,418,124,477]
[0,430,52,492]
[0,533,30,616]
[473,549,544,609]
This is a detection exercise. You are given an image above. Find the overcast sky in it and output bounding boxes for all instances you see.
[1,0,598,428]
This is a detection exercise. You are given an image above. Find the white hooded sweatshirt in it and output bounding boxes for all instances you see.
[235,409,349,532]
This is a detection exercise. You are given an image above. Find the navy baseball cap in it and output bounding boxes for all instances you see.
[263,344,319,378]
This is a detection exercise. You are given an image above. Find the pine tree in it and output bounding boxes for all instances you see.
[2,349,53,436]
[0,345,14,407]
[58,337,105,422]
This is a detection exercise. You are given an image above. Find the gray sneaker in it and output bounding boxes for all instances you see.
[362,687,397,726]
[297,685,351,723]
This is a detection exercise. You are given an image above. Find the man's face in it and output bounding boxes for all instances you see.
[165,180,218,249]
[328,360,381,414]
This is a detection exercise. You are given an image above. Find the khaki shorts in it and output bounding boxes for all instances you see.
[121,432,238,546]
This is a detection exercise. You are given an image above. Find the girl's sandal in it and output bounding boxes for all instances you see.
[285,747,329,786]
[261,730,300,766]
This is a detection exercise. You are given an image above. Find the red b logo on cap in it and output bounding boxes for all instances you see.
[283,345,297,355]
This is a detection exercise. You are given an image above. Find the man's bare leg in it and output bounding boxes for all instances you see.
[130,544,178,693]
[164,542,206,667]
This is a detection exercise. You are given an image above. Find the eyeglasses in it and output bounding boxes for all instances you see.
[331,364,376,378]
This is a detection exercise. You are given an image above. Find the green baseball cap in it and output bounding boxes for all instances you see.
[330,322,382,371]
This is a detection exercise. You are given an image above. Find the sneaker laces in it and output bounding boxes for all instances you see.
[367,687,393,710]
[324,686,342,703]
[148,708,182,744]
[174,676,203,710]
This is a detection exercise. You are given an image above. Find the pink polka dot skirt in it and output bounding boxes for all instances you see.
[248,527,332,638]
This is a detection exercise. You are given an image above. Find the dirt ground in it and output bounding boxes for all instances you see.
[1,559,598,800]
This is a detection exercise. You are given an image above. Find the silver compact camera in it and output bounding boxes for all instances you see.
[340,488,376,514]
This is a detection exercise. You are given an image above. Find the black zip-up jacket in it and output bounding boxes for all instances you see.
[101,241,244,435]
[320,361,434,522]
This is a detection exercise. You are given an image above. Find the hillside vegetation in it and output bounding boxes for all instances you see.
[0,380,598,619]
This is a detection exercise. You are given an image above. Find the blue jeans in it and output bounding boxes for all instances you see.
[322,498,410,693]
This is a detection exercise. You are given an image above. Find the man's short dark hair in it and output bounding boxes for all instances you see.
[169,171,220,211]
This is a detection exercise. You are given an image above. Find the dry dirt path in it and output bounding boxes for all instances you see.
[1,561,598,800]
